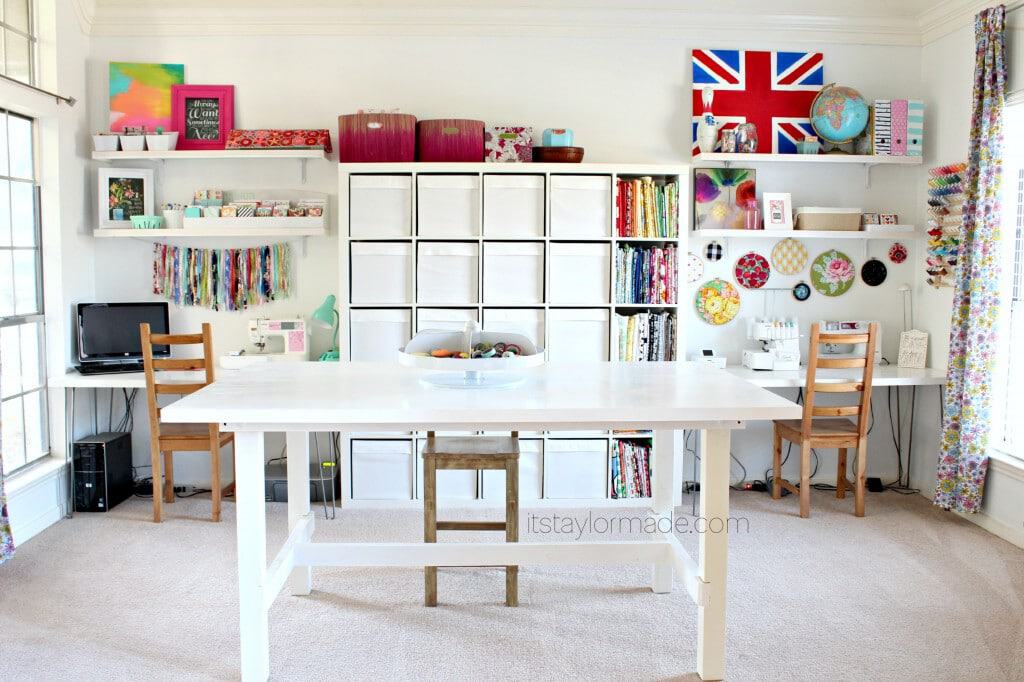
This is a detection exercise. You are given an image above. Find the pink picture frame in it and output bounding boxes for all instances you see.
[170,84,235,150]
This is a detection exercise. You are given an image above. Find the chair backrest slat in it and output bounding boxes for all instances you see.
[802,322,878,438]
[140,322,215,440]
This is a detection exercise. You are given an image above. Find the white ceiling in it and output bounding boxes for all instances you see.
[72,0,993,45]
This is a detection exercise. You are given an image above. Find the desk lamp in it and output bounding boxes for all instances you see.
[311,294,340,361]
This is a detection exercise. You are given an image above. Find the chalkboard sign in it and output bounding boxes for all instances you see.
[184,97,221,140]
[170,85,234,150]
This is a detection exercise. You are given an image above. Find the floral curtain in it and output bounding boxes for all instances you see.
[1,359,14,563]
[935,5,1007,513]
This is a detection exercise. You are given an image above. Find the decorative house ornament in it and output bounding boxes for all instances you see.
[170,85,235,150]
[691,49,824,154]
[897,329,928,368]
[696,87,719,153]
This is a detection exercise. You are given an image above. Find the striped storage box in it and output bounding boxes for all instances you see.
[337,113,416,163]
[416,119,484,162]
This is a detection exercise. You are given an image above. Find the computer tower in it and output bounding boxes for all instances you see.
[73,432,133,512]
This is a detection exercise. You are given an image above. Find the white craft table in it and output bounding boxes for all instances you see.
[161,361,801,681]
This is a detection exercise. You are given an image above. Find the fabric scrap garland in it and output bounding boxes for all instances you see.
[152,242,291,310]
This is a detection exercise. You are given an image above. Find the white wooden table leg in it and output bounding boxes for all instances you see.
[234,431,270,682]
[650,429,679,593]
[697,427,730,681]
[286,431,313,595]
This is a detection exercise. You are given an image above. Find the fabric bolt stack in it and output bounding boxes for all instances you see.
[615,311,676,361]
[616,177,679,238]
[614,244,678,304]
[610,439,652,499]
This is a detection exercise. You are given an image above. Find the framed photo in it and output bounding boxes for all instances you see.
[694,167,756,230]
[170,84,235,150]
[98,167,154,228]
[762,192,793,231]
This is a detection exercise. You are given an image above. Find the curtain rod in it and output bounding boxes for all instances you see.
[0,73,75,106]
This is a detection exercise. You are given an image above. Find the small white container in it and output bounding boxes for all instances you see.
[162,209,184,229]
[145,132,178,151]
[118,134,145,151]
[92,134,119,152]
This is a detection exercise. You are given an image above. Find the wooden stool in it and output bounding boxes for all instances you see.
[422,431,519,607]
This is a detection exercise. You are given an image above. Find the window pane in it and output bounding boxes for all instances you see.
[10,179,32,246]
[0,112,8,177]
[1,395,26,470]
[0,249,13,316]
[7,112,32,180]
[0,323,19,397]
[22,388,45,462]
[12,248,37,314]
[4,29,29,84]
[0,180,10,246]
[19,320,40,391]
[3,0,29,33]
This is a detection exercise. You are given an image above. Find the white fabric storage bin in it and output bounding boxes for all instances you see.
[416,438,478,500]
[350,242,412,304]
[482,439,543,500]
[483,174,545,237]
[417,242,479,304]
[482,308,545,350]
[417,175,481,237]
[351,439,414,500]
[549,242,610,304]
[483,241,544,304]
[350,309,411,361]
[543,439,608,499]
[417,307,478,332]
[350,175,412,238]
[550,175,611,238]
[547,308,609,362]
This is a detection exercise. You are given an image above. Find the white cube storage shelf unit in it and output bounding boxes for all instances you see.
[339,162,686,506]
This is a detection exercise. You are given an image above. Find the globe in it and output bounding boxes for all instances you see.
[809,84,869,144]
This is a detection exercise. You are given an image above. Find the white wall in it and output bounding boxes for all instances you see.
[80,33,928,488]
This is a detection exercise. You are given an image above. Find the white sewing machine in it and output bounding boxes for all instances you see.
[221,318,310,369]
[742,318,801,371]
[819,320,882,364]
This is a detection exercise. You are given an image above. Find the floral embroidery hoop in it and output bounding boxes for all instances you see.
[734,251,770,289]
[695,278,741,325]
[771,238,808,275]
[687,251,704,284]
[888,242,908,264]
[810,249,855,297]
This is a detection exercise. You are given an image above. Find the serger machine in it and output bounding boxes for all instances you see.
[819,320,882,364]
[742,318,801,371]
[221,318,310,368]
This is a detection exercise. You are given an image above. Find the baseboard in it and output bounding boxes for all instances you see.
[955,509,1024,550]
[6,460,67,544]
[10,501,64,544]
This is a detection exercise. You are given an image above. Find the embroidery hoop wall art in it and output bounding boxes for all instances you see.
[810,249,855,297]
[771,237,808,275]
[734,251,770,289]
[695,278,741,325]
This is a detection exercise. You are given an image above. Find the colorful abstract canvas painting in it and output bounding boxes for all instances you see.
[109,62,185,133]
[694,167,756,230]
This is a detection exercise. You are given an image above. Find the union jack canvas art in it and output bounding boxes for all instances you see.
[691,49,824,155]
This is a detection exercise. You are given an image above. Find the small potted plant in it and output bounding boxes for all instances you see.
[118,125,146,152]
[145,126,179,152]
[92,132,120,152]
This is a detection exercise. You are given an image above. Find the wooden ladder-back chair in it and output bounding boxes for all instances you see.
[772,322,878,518]
[140,322,234,523]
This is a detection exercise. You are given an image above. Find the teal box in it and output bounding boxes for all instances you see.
[184,206,203,218]
[542,128,573,147]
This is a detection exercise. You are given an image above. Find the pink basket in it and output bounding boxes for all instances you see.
[338,113,416,163]
[416,119,484,162]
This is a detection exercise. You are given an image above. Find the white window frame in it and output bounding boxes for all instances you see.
[0,0,38,86]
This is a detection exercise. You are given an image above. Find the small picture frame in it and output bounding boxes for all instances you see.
[170,84,235,150]
[97,167,154,228]
[762,192,793,231]
[898,330,929,368]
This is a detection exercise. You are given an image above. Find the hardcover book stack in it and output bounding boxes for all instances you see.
[614,244,678,304]
[611,439,652,499]
[616,311,677,361]
[616,177,680,238]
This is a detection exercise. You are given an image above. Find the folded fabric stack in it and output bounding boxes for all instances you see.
[614,244,678,304]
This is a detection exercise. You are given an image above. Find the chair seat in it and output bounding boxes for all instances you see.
[422,436,519,458]
[775,417,858,442]
[158,422,234,445]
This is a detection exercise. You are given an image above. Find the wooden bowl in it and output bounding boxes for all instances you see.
[532,146,584,163]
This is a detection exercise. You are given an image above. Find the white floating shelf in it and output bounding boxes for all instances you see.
[692,152,922,166]
[91,149,327,160]
[692,228,917,240]
[93,218,326,238]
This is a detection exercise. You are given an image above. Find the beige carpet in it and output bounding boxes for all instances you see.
[1,491,1022,681]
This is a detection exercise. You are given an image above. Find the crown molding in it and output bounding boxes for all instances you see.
[77,2,925,46]
[917,0,993,45]
[69,0,96,36]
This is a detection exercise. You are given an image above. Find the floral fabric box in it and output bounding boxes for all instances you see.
[225,129,333,152]
[485,126,533,163]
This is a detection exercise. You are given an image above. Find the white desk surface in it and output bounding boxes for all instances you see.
[51,368,208,389]
[726,365,947,389]
[161,361,802,429]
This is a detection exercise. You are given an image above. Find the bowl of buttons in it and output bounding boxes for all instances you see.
[398,321,544,389]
